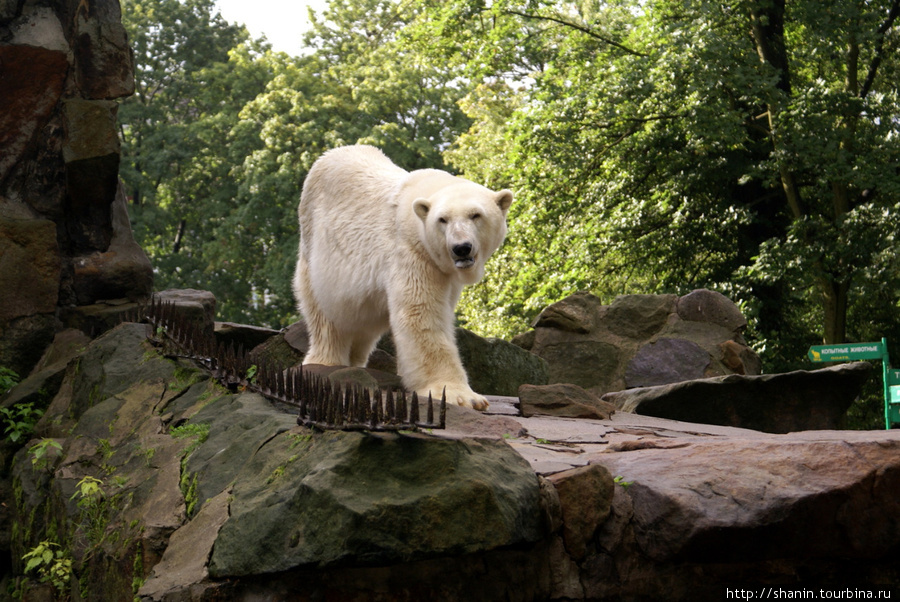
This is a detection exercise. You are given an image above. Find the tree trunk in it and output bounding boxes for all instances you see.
[173,219,186,254]
[820,277,850,345]
[749,0,804,219]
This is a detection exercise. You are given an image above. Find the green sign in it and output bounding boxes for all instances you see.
[807,341,886,362]
[808,337,898,429]
[888,369,900,386]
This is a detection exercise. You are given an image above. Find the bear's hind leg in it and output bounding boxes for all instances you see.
[296,256,353,366]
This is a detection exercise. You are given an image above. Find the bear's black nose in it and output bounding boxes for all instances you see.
[452,243,473,258]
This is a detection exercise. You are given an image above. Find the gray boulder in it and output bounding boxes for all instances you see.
[518,290,760,397]
[209,430,543,575]
[455,327,550,395]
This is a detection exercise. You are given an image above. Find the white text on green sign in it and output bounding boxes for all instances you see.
[807,342,885,362]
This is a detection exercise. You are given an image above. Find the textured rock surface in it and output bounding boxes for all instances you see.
[209,431,543,576]
[154,289,218,338]
[604,362,872,433]
[518,383,615,419]
[0,0,148,375]
[5,324,900,602]
[455,327,551,396]
[515,290,761,397]
[4,325,548,600]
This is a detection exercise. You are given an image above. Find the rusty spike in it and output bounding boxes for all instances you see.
[386,388,396,424]
[440,387,447,428]
[373,388,383,427]
[410,390,419,424]
[426,390,434,425]
[362,387,371,424]
[397,389,407,425]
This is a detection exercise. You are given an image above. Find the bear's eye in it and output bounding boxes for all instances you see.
[438,217,448,224]
[470,213,481,220]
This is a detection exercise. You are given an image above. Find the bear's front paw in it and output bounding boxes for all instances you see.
[423,385,489,411]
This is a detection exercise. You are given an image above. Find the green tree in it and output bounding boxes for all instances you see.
[120,0,280,321]
[419,0,900,371]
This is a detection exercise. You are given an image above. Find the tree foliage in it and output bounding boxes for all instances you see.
[121,0,900,428]
[412,0,900,371]
[120,0,471,326]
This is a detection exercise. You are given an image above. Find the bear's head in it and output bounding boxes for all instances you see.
[413,181,513,284]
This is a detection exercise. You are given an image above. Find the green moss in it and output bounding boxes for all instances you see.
[132,544,145,599]
[288,433,313,449]
[265,454,299,485]
[181,471,199,516]
[170,422,210,459]
[170,365,203,392]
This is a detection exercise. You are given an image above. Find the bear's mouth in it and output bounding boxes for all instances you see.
[454,258,476,269]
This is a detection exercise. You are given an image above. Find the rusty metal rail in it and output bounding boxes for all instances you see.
[124,298,446,431]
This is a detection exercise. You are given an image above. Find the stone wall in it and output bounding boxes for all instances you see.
[0,0,152,377]
[513,289,762,397]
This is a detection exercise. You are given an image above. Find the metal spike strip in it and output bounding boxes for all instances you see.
[124,299,446,431]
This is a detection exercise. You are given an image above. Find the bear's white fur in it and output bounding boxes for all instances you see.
[292,145,513,410]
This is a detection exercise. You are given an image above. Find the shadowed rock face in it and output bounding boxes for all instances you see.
[604,362,872,433]
[0,0,151,377]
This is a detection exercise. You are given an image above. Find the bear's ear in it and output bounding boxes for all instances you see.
[495,190,514,214]
[413,198,431,221]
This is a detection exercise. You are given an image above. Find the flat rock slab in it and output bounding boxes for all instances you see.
[604,362,872,433]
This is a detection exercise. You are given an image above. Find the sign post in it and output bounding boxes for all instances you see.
[808,338,895,430]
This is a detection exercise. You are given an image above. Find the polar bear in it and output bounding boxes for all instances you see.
[292,145,513,410]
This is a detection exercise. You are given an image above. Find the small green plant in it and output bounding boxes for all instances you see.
[71,476,110,549]
[2,401,42,443]
[180,471,199,516]
[0,366,19,394]
[614,475,634,490]
[29,438,63,472]
[137,445,156,467]
[97,438,113,459]
[23,540,72,595]
[245,364,259,384]
[169,422,210,441]
[535,438,550,445]
[170,422,210,458]
[73,475,104,503]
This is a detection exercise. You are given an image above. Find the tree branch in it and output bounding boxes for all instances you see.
[860,0,900,98]
[501,9,648,57]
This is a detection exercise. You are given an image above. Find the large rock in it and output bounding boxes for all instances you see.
[0,210,61,376]
[71,182,154,303]
[624,337,711,387]
[518,383,615,419]
[455,327,550,396]
[587,433,900,598]
[154,289,217,338]
[604,362,872,433]
[6,323,547,600]
[5,322,900,600]
[208,430,543,576]
[518,290,761,398]
[0,0,145,376]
